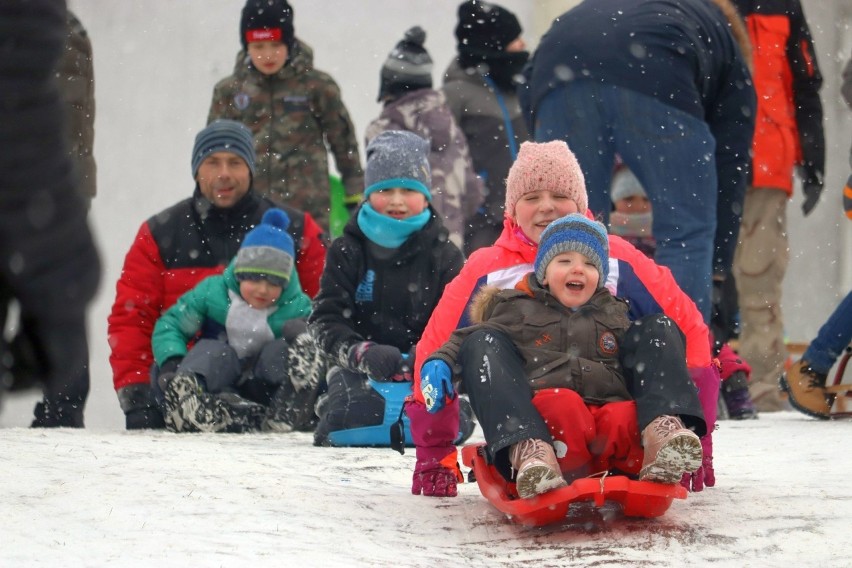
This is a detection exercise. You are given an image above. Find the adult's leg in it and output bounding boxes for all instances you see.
[534,82,617,222]
[615,90,718,322]
[734,187,789,411]
[803,290,852,375]
[31,317,90,427]
[457,329,552,480]
[621,314,707,436]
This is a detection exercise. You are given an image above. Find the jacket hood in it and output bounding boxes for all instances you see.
[382,89,453,151]
[468,284,503,323]
[443,57,487,87]
[492,215,537,263]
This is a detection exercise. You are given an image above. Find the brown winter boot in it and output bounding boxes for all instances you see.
[780,360,832,419]
[508,439,567,499]
[639,416,703,484]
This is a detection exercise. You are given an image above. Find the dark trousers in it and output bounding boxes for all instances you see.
[1,299,90,427]
[459,314,706,478]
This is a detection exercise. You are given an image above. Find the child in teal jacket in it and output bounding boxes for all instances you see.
[152,208,321,433]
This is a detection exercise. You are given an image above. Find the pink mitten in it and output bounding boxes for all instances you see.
[411,445,461,497]
[680,433,715,492]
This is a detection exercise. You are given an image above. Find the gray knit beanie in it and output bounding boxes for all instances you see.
[364,130,432,200]
[191,120,256,178]
[610,167,647,204]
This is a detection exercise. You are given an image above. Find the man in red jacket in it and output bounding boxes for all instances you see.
[108,120,327,429]
[731,0,825,412]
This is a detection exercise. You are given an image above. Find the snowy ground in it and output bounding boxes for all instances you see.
[2,412,850,567]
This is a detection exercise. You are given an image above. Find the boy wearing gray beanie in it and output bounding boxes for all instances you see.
[309,130,476,451]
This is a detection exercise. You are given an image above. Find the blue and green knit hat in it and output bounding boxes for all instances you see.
[364,130,432,200]
[534,213,609,288]
[234,208,295,288]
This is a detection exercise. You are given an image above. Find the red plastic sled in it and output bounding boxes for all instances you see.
[461,444,687,527]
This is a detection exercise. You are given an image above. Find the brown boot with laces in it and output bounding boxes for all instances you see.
[780,360,832,419]
[508,438,567,499]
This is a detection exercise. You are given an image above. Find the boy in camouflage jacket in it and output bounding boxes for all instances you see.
[208,0,363,231]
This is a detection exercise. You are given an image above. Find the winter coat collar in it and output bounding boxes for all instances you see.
[191,187,260,225]
[468,272,617,324]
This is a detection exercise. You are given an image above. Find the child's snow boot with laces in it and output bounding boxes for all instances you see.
[639,415,703,484]
[509,438,567,499]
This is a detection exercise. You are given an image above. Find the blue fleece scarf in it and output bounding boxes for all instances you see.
[356,203,430,249]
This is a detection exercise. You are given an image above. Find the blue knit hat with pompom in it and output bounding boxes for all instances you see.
[535,213,609,288]
[234,208,295,288]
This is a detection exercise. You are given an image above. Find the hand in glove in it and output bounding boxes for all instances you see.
[348,342,408,381]
[411,445,461,497]
[681,433,715,492]
[844,176,852,220]
[420,359,454,413]
[800,164,824,216]
[155,357,183,392]
[118,383,166,430]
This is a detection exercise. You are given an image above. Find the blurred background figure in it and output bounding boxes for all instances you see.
[608,165,655,259]
[0,0,101,427]
[366,26,483,250]
[780,49,852,420]
[608,165,758,421]
[59,9,97,208]
[442,0,530,255]
[521,0,756,324]
[730,0,825,412]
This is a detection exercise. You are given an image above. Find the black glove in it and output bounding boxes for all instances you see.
[800,164,824,216]
[348,342,407,381]
[155,357,182,391]
[118,383,165,430]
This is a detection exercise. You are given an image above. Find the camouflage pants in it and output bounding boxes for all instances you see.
[733,188,789,411]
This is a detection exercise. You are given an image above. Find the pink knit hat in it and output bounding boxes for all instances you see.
[504,141,588,217]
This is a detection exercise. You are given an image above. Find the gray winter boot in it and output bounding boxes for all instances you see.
[163,372,233,433]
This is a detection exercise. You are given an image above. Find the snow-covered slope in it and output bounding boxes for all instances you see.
[2,412,850,566]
